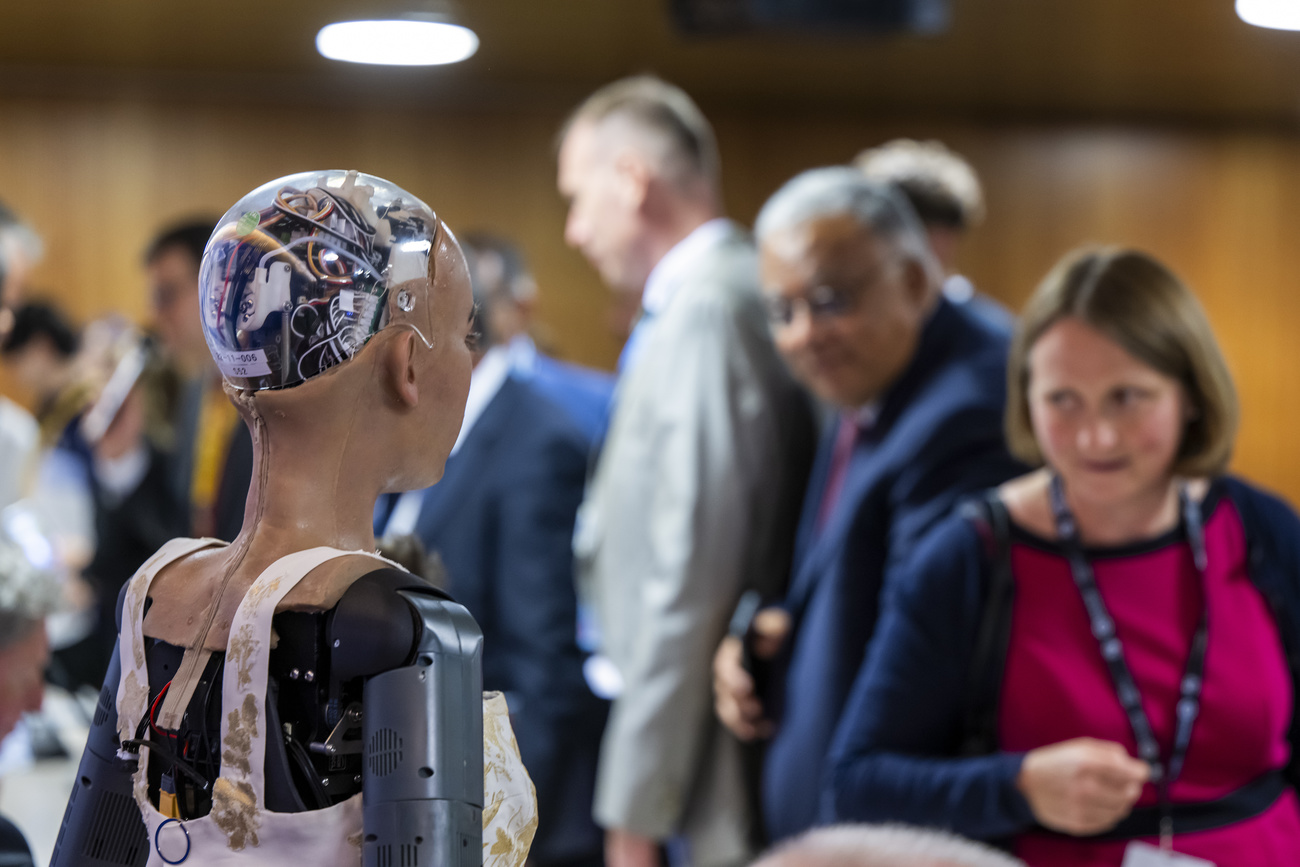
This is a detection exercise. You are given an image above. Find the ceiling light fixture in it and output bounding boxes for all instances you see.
[1237,0,1300,31]
[316,17,479,66]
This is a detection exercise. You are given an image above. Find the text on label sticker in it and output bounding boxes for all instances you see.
[213,348,273,378]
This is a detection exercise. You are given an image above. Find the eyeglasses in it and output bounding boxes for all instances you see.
[764,260,901,328]
[765,284,856,326]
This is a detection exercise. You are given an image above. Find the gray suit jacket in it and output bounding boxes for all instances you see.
[576,224,814,864]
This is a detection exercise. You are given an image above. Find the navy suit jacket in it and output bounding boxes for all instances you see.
[407,374,607,863]
[761,297,1025,841]
[525,353,614,446]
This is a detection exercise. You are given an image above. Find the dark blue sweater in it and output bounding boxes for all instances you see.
[825,476,1300,840]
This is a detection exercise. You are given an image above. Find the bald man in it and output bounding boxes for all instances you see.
[752,825,1023,867]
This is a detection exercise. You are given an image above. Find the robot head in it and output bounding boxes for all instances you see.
[199,170,442,391]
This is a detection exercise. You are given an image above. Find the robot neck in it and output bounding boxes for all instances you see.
[231,374,382,558]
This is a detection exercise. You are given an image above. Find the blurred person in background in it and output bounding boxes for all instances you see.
[0,201,44,325]
[0,301,99,689]
[77,329,187,691]
[712,168,1022,842]
[854,140,1013,330]
[0,299,185,691]
[827,248,1300,865]
[144,219,252,541]
[558,76,815,867]
[377,234,608,867]
[0,536,60,867]
[0,301,86,447]
[460,232,614,442]
[751,824,1022,867]
[0,202,42,510]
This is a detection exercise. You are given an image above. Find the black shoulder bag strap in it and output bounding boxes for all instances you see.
[959,491,1015,757]
[1233,485,1300,793]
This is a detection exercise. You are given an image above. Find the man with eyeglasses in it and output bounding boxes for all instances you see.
[712,167,1023,843]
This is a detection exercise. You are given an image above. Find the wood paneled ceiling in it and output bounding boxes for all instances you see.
[1,0,1300,124]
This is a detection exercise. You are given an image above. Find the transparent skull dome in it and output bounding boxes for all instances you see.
[199,170,439,391]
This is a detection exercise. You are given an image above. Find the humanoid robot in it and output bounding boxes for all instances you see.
[50,171,536,867]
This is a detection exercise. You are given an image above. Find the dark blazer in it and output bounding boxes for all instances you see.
[67,444,190,686]
[407,374,607,866]
[525,352,614,446]
[762,297,1024,841]
[825,476,1300,841]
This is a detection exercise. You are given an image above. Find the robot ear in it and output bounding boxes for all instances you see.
[380,330,421,409]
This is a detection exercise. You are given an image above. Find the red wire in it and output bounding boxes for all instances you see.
[149,681,177,741]
[219,240,244,326]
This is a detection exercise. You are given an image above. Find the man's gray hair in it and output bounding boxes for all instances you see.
[0,537,60,652]
[562,75,720,190]
[755,167,939,277]
[753,824,1024,867]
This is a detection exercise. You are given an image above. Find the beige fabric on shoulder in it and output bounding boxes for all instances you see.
[482,691,538,867]
[116,538,537,867]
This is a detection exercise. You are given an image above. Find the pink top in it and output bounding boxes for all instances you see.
[1000,486,1300,866]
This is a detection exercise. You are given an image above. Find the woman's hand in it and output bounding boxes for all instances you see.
[1016,737,1150,835]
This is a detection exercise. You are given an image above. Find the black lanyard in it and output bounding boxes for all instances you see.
[1048,475,1209,847]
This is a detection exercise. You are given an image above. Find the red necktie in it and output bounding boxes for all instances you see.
[816,414,865,533]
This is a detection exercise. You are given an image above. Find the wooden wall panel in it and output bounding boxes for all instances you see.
[0,96,624,369]
[3,94,1300,500]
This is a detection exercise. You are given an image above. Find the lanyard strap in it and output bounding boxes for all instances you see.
[1048,475,1209,841]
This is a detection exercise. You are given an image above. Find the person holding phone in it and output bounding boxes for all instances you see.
[712,167,1023,843]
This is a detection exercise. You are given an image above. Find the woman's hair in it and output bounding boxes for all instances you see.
[1006,247,1238,476]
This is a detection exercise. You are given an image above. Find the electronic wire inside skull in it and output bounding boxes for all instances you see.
[200,170,440,391]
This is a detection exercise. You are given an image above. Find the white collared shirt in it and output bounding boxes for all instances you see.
[640,218,735,318]
[451,343,513,456]
[853,401,880,430]
[504,334,539,377]
[942,273,975,304]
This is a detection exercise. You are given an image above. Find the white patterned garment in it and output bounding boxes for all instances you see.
[482,692,539,867]
[116,539,537,867]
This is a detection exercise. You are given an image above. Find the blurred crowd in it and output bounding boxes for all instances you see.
[2,74,1299,867]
